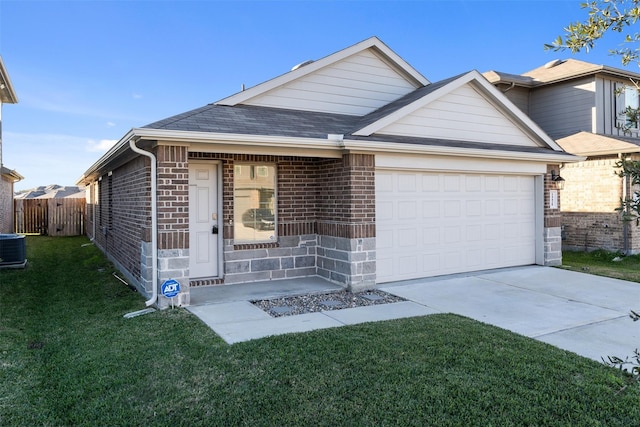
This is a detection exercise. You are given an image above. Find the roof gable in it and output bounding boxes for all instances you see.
[215,36,429,116]
[353,70,562,150]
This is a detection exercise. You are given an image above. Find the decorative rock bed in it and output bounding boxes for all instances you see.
[251,289,406,318]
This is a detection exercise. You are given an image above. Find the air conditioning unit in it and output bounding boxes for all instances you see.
[0,234,27,268]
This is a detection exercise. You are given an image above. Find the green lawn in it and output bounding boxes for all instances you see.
[1,237,639,426]
[560,249,640,283]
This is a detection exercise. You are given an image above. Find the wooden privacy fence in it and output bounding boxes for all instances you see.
[14,198,86,236]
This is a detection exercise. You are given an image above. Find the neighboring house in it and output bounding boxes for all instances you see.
[79,37,576,308]
[15,185,85,199]
[484,59,640,253]
[0,56,22,234]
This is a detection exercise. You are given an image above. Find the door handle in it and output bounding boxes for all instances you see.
[212,225,219,234]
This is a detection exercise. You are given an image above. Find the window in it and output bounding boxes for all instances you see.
[624,86,639,128]
[234,164,276,243]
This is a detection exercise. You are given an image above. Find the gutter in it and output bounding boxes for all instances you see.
[128,137,158,307]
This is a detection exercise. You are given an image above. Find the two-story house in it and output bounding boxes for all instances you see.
[0,56,22,234]
[484,59,640,254]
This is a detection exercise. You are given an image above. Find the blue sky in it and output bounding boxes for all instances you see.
[0,0,634,191]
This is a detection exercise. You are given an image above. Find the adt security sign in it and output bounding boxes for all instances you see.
[161,279,181,298]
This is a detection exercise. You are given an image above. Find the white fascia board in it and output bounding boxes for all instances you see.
[132,128,344,151]
[216,36,429,106]
[342,138,585,163]
[353,70,565,152]
[78,128,345,184]
[77,129,136,184]
[571,147,640,157]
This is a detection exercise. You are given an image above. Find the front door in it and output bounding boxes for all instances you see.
[189,162,220,278]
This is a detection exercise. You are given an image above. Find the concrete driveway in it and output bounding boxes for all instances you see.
[188,266,640,363]
[381,266,639,362]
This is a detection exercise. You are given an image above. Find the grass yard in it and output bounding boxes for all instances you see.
[560,249,640,283]
[1,236,639,426]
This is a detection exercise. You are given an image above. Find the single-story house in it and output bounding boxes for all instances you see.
[0,56,22,234]
[78,37,578,308]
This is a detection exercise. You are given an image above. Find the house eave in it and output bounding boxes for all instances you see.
[0,56,18,104]
[529,67,640,88]
[77,128,347,184]
[1,166,23,182]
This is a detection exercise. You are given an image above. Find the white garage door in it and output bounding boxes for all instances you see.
[376,170,536,283]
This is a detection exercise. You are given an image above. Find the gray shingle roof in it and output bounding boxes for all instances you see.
[144,104,360,139]
[143,73,567,156]
[145,74,466,141]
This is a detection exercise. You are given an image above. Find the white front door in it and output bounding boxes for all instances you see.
[189,162,220,279]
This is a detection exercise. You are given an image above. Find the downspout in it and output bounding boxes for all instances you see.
[500,82,516,93]
[620,153,630,254]
[92,183,96,240]
[129,137,158,307]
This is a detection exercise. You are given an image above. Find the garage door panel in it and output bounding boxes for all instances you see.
[466,200,482,216]
[423,227,440,245]
[465,175,482,191]
[422,174,440,191]
[398,201,417,219]
[377,172,394,192]
[377,200,394,221]
[443,200,461,217]
[466,224,483,241]
[444,175,461,191]
[423,200,440,218]
[398,228,418,247]
[422,252,441,269]
[399,255,418,274]
[398,174,417,191]
[376,171,536,283]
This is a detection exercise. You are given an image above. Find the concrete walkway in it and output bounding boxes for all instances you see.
[186,266,640,362]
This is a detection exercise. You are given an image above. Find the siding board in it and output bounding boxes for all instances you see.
[529,78,595,138]
[378,84,536,146]
[244,49,417,115]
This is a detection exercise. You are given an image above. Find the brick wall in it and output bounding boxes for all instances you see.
[560,157,632,252]
[561,157,622,212]
[156,145,189,250]
[562,212,627,252]
[316,154,376,239]
[88,155,152,295]
[189,152,376,289]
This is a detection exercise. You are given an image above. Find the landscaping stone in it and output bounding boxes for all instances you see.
[252,290,406,317]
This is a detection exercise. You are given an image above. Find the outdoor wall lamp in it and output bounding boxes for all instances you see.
[551,170,565,190]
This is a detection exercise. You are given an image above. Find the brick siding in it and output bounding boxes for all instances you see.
[189,151,376,289]
[87,155,151,293]
[559,157,638,253]
[156,145,189,250]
